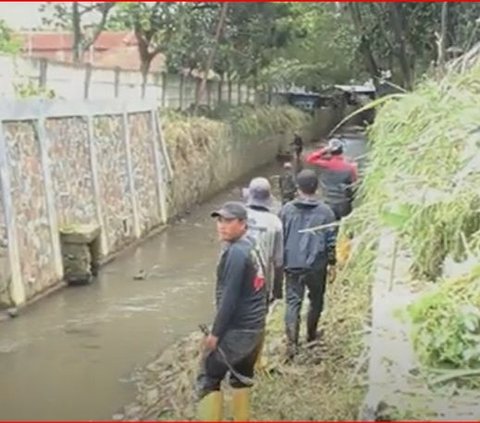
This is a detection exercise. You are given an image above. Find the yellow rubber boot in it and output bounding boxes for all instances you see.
[197,391,223,421]
[336,234,352,268]
[231,388,250,421]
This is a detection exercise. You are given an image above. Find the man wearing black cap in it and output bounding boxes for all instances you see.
[196,201,267,421]
[279,169,336,359]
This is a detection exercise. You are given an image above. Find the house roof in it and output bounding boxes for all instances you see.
[334,84,376,94]
[17,30,134,52]
[15,30,217,78]
[95,45,166,73]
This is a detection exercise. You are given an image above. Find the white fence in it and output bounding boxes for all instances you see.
[0,54,257,108]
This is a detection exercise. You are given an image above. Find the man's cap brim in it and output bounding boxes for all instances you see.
[210,209,237,219]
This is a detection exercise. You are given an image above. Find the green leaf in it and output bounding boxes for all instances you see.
[379,204,412,230]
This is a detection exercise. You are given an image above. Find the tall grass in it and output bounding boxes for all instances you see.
[345,62,480,382]
[348,64,480,280]
[162,105,310,152]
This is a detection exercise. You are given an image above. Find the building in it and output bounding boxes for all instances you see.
[17,31,165,72]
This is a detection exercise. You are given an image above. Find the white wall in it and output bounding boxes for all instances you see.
[0,54,256,107]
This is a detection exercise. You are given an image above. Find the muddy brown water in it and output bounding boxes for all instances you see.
[0,135,366,421]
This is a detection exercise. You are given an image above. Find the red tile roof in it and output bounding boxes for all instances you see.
[95,45,165,72]
[15,30,172,73]
[17,31,135,52]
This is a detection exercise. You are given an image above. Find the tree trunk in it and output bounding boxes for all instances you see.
[438,2,449,68]
[134,23,155,99]
[195,3,229,111]
[348,3,380,83]
[140,57,153,98]
[72,2,82,63]
[388,3,413,89]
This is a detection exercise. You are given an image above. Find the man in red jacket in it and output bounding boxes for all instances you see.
[305,138,358,221]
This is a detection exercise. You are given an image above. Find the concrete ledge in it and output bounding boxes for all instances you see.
[360,230,480,421]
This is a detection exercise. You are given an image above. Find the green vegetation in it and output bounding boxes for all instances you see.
[347,63,480,280]
[163,105,310,149]
[345,55,480,395]
[228,105,310,140]
[409,265,480,387]
[13,80,56,99]
[40,2,480,90]
[0,19,20,54]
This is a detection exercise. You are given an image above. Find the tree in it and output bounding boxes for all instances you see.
[261,3,361,89]
[40,2,115,63]
[345,2,480,88]
[0,19,21,54]
[108,2,183,96]
[196,3,229,107]
[109,3,231,101]
[221,3,295,84]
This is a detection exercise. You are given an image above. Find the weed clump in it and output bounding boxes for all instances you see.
[408,266,480,388]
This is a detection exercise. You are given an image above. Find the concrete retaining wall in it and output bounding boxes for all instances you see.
[0,99,171,307]
[165,119,293,216]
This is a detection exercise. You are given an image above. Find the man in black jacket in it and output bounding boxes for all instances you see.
[196,201,267,421]
[279,170,336,359]
[279,162,297,205]
[291,132,304,162]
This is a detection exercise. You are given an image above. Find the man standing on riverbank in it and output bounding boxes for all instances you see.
[305,138,357,220]
[243,177,284,372]
[306,138,358,268]
[279,162,297,205]
[291,132,304,164]
[280,170,336,359]
[243,177,284,302]
[196,201,267,421]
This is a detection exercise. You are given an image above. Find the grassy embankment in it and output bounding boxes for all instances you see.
[346,59,480,414]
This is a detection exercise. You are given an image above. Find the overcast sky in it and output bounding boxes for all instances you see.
[0,2,102,30]
[0,2,45,29]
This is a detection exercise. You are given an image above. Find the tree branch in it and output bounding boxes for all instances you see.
[196,3,229,109]
[78,4,98,16]
[82,3,115,52]
[348,3,380,81]
[369,3,395,53]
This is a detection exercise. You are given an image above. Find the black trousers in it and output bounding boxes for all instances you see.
[196,328,264,399]
[284,265,328,345]
[328,201,352,221]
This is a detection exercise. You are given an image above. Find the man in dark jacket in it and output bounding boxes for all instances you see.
[196,201,267,421]
[305,138,358,220]
[279,170,336,359]
[279,162,297,205]
[291,133,304,161]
